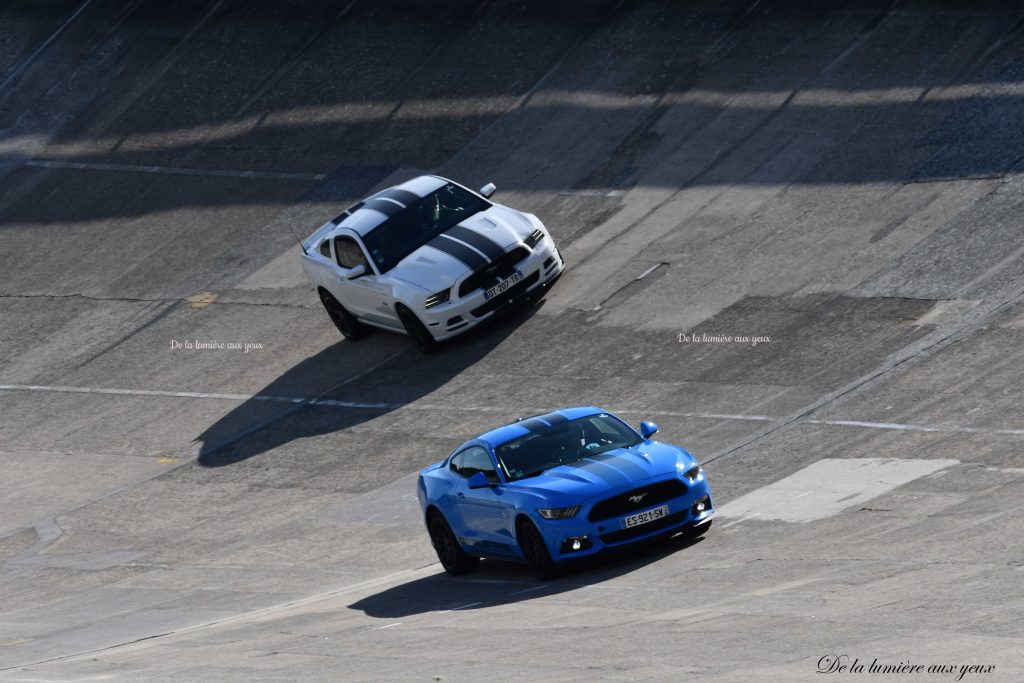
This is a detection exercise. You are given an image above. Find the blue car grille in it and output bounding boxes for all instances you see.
[599,510,689,544]
[587,479,687,523]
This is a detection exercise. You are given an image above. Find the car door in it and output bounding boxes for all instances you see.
[452,446,517,555]
[331,235,401,329]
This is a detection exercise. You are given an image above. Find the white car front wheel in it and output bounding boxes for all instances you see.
[396,304,438,354]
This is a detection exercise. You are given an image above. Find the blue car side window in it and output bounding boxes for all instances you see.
[452,446,499,484]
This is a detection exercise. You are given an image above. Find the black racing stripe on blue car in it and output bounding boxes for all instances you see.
[539,412,568,427]
[375,188,420,206]
[568,454,650,483]
[362,198,405,217]
[427,235,489,270]
[444,225,505,261]
[518,418,549,433]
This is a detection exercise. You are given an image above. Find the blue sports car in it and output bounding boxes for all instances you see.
[417,407,714,579]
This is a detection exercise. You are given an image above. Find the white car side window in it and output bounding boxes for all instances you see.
[335,236,368,270]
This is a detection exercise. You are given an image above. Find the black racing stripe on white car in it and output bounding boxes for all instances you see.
[427,235,489,270]
[362,198,406,217]
[374,188,420,206]
[331,202,363,225]
[444,225,506,261]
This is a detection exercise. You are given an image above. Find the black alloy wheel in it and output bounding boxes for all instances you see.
[517,519,559,580]
[319,289,367,341]
[428,512,479,576]
[397,305,438,354]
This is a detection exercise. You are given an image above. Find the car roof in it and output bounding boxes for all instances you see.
[332,175,449,237]
[477,406,606,449]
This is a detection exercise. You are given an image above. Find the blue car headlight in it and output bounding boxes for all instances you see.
[682,464,703,483]
[537,505,580,520]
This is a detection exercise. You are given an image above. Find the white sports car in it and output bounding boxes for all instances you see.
[300,175,564,352]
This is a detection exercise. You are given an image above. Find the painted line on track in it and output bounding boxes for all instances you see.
[25,159,326,182]
[440,602,483,613]
[806,418,1024,436]
[0,0,96,95]
[2,383,1023,436]
[0,562,442,671]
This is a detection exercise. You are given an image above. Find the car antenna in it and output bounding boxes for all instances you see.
[288,224,308,256]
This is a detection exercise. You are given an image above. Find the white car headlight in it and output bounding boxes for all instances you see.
[524,228,545,248]
[424,288,450,308]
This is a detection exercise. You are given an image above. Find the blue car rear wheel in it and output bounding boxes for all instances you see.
[429,512,479,576]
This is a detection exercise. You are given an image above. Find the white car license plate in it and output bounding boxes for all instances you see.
[483,270,523,300]
[621,505,669,529]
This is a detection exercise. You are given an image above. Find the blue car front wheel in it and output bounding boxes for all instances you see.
[517,519,559,580]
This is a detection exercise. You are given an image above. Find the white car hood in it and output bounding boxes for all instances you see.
[385,205,534,292]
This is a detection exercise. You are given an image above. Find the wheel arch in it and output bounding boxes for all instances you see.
[425,503,444,523]
[514,512,537,541]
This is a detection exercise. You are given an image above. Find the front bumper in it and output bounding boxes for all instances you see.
[533,477,714,563]
[418,237,565,342]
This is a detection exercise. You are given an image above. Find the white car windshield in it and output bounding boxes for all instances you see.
[495,414,643,482]
[361,183,490,273]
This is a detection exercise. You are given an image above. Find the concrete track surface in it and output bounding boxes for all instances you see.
[1,1,1023,680]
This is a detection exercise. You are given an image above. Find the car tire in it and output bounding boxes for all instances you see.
[517,518,559,580]
[396,304,438,354]
[319,289,367,341]
[428,512,479,576]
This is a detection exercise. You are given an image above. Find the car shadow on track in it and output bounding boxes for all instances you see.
[194,298,546,467]
[349,532,708,618]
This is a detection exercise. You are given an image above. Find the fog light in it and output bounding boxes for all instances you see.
[560,536,592,554]
[692,496,711,516]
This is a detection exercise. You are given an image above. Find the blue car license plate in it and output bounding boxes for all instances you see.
[621,504,669,529]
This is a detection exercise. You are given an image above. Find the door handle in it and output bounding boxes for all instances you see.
[457,493,465,500]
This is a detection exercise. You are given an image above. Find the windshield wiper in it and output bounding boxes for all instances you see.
[518,466,553,480]
[579,441,642,458]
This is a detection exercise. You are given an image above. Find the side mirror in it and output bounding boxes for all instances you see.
[343,264,367,280]
[467,472,494,489]
[478,182,496,199]
[640,421,659,439]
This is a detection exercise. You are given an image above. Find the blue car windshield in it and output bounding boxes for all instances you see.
[361,183,490,273]
[495,414,643,482]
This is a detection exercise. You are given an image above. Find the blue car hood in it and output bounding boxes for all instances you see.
[507,441,693,502]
